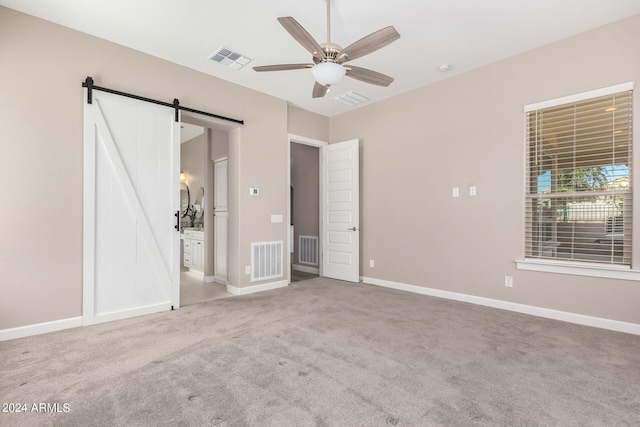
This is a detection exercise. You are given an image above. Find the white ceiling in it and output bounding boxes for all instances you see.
[3,0,640,117]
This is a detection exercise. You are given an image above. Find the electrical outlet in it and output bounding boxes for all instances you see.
[470,186,477,196]
[505,276,513,288]
[245,265,251,275]
[369,259,375,268]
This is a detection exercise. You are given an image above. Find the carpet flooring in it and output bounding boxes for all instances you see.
[1,277,639,426]
[291,269,319,283]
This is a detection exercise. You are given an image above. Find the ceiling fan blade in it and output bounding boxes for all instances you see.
[337,26,400,63]
[312,82,328,98]
[253,64,313,72]
[278,17,326,61]
[345,65,394,87]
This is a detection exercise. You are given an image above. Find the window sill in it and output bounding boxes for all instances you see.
[516,258,640,281]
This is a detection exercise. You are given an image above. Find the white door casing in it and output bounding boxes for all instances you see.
[83,90,180,325]
[321,139,360,282]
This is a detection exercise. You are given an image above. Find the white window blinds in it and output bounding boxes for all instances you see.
[524,85,633,265]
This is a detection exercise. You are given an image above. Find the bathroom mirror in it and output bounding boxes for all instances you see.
[180,182,190,217]
[195,187,205,218]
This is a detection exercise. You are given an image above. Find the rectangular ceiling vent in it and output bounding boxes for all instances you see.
[333,91,369,107]
[208,47,252,70]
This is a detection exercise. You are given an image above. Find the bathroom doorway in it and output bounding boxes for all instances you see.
[179,122,232,305]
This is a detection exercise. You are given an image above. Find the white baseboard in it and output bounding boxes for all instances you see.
[93,302,172,325]
[188,268,204,276]
[0,316,83,342]
[204,275,216,283]
[227,279,288,296]
[293,264,319,274]
[213,275,228,285]
[361,276,640,336]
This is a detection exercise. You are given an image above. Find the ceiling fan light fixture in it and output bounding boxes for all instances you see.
[311,62,346,86]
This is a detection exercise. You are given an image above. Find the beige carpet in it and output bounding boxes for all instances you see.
[291,269,318,283]
[1,277,639,426]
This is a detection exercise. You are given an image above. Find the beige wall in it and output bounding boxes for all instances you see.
[211,128,229,161]
[288,106,330,142]
[0,7,288,330]
[330,13,640,324]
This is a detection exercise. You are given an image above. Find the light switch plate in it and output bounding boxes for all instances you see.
[452,187,459,198]
[271,214,283,223]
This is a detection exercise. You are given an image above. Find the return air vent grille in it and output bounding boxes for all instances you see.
[209,47,252,70]
[251,241,283,281]
[333,91,369,106]
[299,236,318,266]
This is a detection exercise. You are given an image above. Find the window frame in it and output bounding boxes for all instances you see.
[517,82,637,279]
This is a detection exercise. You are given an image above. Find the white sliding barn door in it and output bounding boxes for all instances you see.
[83,90,180,325]
[321,139,360,282]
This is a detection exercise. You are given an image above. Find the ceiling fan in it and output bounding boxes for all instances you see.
[253,0,400,98]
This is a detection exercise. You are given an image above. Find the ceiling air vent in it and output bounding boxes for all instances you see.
[208,47,252,70]
[333,91,369,106]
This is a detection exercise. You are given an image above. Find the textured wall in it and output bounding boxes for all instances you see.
[0,7,288,330]
[330,14,640,324]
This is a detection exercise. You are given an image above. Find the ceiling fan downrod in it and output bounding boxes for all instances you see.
[326,0,332,44]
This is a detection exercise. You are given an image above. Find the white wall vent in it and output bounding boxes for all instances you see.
[251,241,283,281]
[208,47,252,70]
[299,236,318,266]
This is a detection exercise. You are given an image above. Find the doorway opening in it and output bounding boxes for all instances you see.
[288,135,328,283]
[179,122,231,305]
[288,135,361,284]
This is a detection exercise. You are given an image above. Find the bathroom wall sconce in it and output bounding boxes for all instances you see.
[180,171,187,183]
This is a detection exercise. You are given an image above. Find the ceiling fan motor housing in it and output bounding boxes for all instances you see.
[314,43,344,64]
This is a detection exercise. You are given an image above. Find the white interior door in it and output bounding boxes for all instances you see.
[213,157,228,283]
[321,139,360,282]
[214,211,228,282]
[83,90,180,325]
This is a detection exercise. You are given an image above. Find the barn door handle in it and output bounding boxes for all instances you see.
[174,211,180,231]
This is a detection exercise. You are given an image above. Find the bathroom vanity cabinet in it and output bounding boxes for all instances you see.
[183,229,204,271]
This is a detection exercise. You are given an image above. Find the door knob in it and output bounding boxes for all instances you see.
[348,227,357,231]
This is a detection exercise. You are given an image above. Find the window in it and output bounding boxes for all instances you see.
[524,84,633,266]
